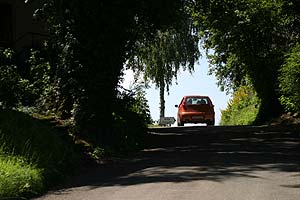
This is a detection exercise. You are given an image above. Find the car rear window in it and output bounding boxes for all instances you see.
[185,97,209,105]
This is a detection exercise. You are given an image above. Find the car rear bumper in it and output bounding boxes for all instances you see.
[179,112,214,123]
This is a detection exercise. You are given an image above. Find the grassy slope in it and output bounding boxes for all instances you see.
[0,156,43,198]
[220,85,260,126]
[220,104,259,126]
[0,110,80,199]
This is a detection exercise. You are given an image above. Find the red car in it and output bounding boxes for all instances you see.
[175,96,215,126]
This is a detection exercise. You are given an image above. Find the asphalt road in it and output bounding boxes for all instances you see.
[36,125,300,200]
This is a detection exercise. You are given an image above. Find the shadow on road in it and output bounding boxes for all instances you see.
[56,125,300,191]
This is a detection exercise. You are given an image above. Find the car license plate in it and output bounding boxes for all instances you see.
[192,116,203,120]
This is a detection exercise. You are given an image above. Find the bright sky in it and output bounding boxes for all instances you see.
[122,53,231,126]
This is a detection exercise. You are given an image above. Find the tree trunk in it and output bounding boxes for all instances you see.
[248,59,284,124]
[254,90,283,124]
[159,80,165,120]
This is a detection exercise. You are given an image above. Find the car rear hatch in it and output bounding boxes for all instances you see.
[184,104,212,113]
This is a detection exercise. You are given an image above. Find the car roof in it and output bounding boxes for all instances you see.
[184,95,210,98]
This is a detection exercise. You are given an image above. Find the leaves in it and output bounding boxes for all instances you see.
[0,49,27,109]
[190,0,297,121]
[129,26,199,91]
[221,84,260,125]
[127,8,200,117]
[279,43,300,112]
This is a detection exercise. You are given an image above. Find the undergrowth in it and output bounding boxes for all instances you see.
[0,109,80,199]
[0,155,43,198]
[221,85,260,125]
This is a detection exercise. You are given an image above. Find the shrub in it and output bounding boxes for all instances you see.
[0,49,27,109]
[279,43,300,112]
[109,86,151,152]
[70,85,151,154]
[0,49,52,110]
[221,85,260,125]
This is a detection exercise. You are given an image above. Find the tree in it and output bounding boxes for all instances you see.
[127,15,200,120]
[32,0,190,143]
[190,0,299,122]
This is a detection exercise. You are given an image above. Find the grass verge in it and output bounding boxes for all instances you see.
[0,155,43,198]
[0,109,80,199]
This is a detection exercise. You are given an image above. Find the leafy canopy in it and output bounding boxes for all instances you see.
[190,0,300,121]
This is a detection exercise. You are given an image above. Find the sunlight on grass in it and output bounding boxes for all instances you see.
[0,155,43,198]
[0,110,80,198]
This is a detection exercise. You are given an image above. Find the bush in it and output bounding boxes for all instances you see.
[109,86,151,152]
[0,49,52,110]
[221,85,260,125]
[0,49,27,109]
[279,43,300,112]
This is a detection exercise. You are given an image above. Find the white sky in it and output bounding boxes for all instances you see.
[122,54,231,126]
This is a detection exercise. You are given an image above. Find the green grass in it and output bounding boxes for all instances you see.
[0,109,80,199]
[0,155,43,198]
[147,124,164,128]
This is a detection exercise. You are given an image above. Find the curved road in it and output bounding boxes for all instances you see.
[36,125,300,200]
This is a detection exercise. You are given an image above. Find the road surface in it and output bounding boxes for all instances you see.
[36,125,300,200]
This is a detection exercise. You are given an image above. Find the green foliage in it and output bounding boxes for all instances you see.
[221,85,260,125]
[0,155,43,198]
[109,86,151,151]
[73,84,151,152]
[89,146,105,160]
[26,48,76,118]
[190,0,298,121]
[0,110,80,192]
[127,12,200,118]
[129,28,200,92]
[279,43,300,112]
[27,50,52,101]
[0,48,53,110]
[0,1,181,163]
[0,49,29,109]
[128,85,152,124]
[35,0,190,136]
[191,0,289,89]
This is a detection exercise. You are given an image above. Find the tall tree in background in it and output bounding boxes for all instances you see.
[190,0,299,122]
[127,14,200,120]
